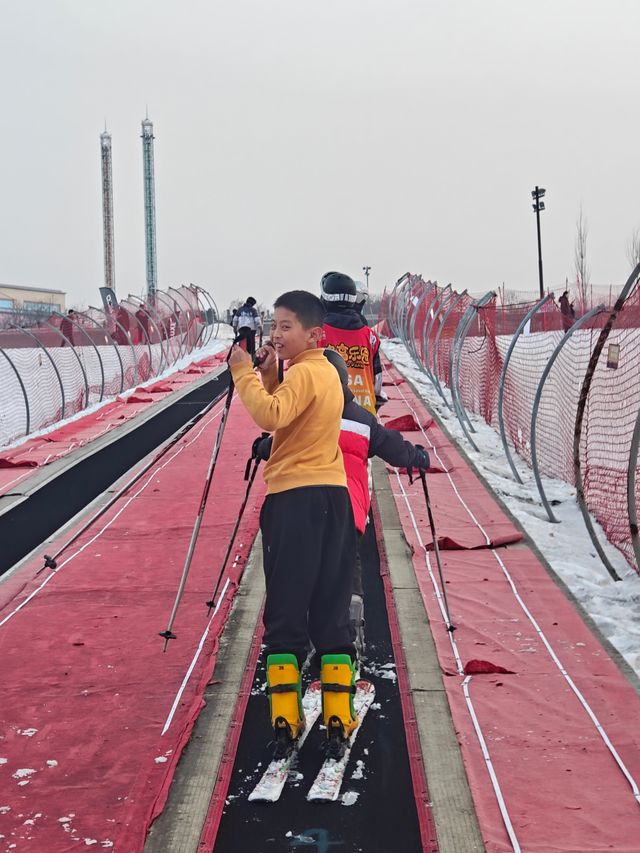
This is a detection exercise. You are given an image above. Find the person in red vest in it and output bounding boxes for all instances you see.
[320,272,382,416]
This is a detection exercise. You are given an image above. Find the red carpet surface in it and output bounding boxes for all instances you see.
[0,388,264,852]
[380,357,640,852]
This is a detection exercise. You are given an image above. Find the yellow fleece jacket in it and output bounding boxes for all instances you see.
[229,348,346,495]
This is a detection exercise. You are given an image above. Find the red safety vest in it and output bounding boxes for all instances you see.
[322,324,380,415]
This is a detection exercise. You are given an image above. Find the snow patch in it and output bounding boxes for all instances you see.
[341,790,360,805]
[350,759,365,780]
[46,760,58,767]
[154,756,168,764]
[17,728,38,738]
[12,768,36,779]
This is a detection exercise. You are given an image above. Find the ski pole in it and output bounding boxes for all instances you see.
[35,376,230,577]
[205,438,266,616]
[159,339,245,650]
[416,469,455,632]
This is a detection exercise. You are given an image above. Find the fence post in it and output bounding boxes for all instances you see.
[0,345,30,437]
[11,325,66,421]
[422,284,452,384]
[627,402,640,573]
[432,289,467,408]
[53,310,105,402]
[530,304,605,523]
[154,291,186,363]
[90,306,139,388]
[407,282,434,370]
[41,318,90,410]
[73,308,125,395]
[193,285,220,345]
[573,262,640,581]
[497,294,554,485]
[169,286,196,355]
[127,296,167,375]
[191,285,215,348]
[120,300,156,379]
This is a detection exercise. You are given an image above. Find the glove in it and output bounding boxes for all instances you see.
[414,445,430,472]
[245,433,271,480]
[251,432,271,460]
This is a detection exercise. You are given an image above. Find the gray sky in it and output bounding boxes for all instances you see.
[1,0,638,311]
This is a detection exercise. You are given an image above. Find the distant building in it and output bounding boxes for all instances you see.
[0,283,67,315]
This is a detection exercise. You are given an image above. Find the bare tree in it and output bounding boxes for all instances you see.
[626,227,640,269]
[574,205,590,311]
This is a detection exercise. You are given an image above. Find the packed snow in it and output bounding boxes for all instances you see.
[382,338,640,679]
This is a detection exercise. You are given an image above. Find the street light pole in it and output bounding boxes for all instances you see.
[531,187,546,299]
[363,266,371,290]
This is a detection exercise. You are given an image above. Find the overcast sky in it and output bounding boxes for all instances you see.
[1,1,638,311]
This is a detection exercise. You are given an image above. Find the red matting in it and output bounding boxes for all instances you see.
[381,359,640,852]
[0,352,228,499]
[379,359,523,550]
[0,389,264,851]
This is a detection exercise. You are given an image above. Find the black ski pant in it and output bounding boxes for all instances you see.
[352,535,364,597]
[260,485,357,668]
[238,327,256,356]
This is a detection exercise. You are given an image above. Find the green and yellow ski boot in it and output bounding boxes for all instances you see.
[320,653,359,760]
[266,653,305,759]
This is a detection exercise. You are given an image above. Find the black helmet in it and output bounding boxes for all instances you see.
[320,272,358,309]
[245,296,257,306]
[324,348,349,392]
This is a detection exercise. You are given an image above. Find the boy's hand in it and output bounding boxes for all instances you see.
[229,344,252,368]
[254,341,276,372]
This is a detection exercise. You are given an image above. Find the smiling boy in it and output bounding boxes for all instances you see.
[228,290,359,756]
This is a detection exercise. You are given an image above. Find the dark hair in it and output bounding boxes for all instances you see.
[246,296,257,306]
[273,290,325,329]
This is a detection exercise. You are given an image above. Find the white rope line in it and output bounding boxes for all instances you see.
[490,548,640,804]
[161,575,232,735]
[393,469,463,674]
[0,398,229,629]
[382,358,491,546]
[462,676,523,852]
[393,466,521,847]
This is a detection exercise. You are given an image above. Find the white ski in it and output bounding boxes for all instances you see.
[306,680,376,802]
[248,680,322,802]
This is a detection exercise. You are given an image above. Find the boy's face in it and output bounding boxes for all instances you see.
[271,307,322,360]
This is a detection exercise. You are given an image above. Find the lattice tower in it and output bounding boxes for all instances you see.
[100,130,116,292]
[141,118,158,296]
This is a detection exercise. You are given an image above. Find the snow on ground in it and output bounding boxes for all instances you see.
[4,324,234,451]
[382,338,640,679]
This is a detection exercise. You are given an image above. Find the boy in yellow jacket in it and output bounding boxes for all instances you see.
[229,290,358,757]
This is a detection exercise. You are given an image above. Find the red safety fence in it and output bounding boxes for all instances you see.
[378,274,640,575]
[0,285,220,448]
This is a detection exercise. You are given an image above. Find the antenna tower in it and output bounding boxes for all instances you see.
[141,117,158,296]
[100,129,116,292]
